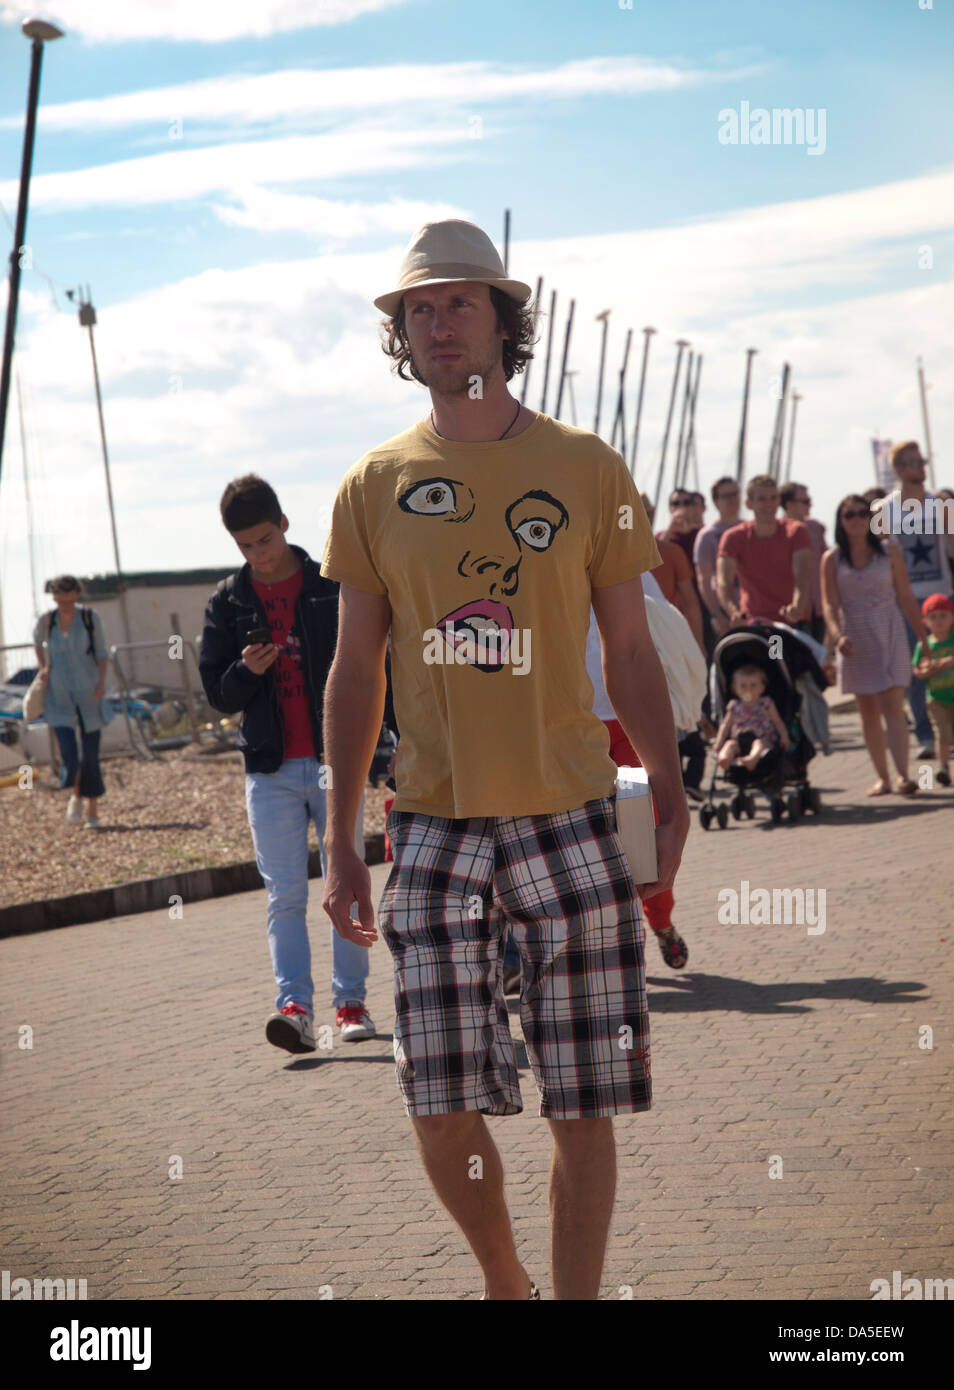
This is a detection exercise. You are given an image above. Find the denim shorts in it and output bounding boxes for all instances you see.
[378,796,651,1119]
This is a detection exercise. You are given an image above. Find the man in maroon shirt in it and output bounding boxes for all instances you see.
[780,480,827,644]
[716,474,811,624]
[656,488,702,582]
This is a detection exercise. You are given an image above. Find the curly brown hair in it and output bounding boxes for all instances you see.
[380,284,537,384]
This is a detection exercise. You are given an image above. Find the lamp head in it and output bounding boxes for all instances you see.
[21,18,64,41]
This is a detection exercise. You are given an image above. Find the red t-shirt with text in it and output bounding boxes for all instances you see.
[717,518,811,621]
[250,568,314,760]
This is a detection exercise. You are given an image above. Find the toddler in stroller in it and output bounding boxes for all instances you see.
[715,663,790,771]
[698,623,825,827]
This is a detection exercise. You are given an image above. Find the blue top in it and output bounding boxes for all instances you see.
[32,605,110,731]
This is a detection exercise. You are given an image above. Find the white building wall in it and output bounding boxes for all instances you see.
[92,582,221,692]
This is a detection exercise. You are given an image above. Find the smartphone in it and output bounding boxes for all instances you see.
[246,626,272,646]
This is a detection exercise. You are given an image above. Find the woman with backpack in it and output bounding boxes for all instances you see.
[32,575,111,828]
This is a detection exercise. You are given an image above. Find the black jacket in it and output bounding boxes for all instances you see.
[199,545,340,774]
[199,544,398,773]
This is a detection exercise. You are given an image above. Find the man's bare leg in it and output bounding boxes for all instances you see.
[412,1111,531,1299]
[548,1116,616,1300]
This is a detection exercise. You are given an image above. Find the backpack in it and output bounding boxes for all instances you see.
[48,605,96,656]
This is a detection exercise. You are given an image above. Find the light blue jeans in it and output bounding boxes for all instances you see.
[245,756,370,1012]
[903,615,934,747]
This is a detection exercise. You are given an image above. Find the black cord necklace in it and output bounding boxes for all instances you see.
[430,399,521,441]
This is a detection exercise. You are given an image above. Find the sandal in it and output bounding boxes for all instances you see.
[655,925,688,970]
[866,780,890,796]
[895,778,917,796]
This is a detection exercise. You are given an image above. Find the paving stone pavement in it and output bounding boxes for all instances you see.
[2,709,951,1301]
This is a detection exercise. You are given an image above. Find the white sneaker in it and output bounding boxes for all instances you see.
[66,795,83,824]
[83,816,101,830]
[336,1002,375,1041]
[265,1003,316,1054]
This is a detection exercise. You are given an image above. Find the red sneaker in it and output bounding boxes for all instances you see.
[265,1002,315,1053]
[335,1003,375,1041]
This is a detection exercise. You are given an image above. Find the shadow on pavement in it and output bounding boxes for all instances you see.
[645,973,927,1014]
[740,796,953,830]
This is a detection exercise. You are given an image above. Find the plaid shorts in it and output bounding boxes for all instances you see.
[377,796,651,1119]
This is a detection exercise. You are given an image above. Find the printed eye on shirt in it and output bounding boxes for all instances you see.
[321,414,661,818]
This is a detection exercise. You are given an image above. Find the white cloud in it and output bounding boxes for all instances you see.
[0,0,411,44]
[214,189,468,238]
[0,56,759,133]
[0,125,468,213]
[509,166,954,333]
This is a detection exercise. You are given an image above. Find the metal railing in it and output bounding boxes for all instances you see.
[108,638,206,761]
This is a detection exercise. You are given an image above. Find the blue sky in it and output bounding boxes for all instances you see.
[1,0,953,649]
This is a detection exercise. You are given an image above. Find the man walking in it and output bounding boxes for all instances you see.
[716,474,811,625]
[877,442,954,758]
[319,220,688,1300]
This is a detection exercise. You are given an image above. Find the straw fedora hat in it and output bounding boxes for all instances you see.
[374,219,532,317]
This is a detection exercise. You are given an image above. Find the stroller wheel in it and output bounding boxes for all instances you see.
[700,805,714,831]
[716,803,729,829]
[745,793,756,819]
[808,787,823,814]
[798,784,810,811]
[730,793,742,820]
[770,795,785,823]
[786,791,801,822]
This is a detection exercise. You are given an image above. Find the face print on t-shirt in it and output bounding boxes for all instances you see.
[397,475,569,671]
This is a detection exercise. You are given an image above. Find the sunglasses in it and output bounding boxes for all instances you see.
[840,508,869,520]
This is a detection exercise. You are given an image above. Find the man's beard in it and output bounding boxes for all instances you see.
[414,344,501,397]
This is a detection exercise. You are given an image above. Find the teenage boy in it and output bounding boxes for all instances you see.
[319,219,688,1300]
[199,475,375,1052]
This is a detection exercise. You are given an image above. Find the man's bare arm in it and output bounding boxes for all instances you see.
[323,584,391,847]
[716,553,740,619]
[321,583,391,945]
[783,548,812,622]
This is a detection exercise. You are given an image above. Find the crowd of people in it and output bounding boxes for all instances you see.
[27,217,954,1301]
[638,451,954,800]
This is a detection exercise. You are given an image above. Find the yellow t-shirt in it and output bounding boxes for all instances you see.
[321,412,660,818]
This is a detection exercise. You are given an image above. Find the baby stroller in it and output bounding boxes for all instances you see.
[698,621,829,828]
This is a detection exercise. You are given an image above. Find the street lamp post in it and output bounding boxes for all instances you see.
[0,18,64,486]
[66,287,133,656]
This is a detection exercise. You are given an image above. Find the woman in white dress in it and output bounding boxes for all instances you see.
[821,495,928,797]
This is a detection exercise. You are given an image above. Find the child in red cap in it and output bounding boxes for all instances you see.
[912,593,954,786]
